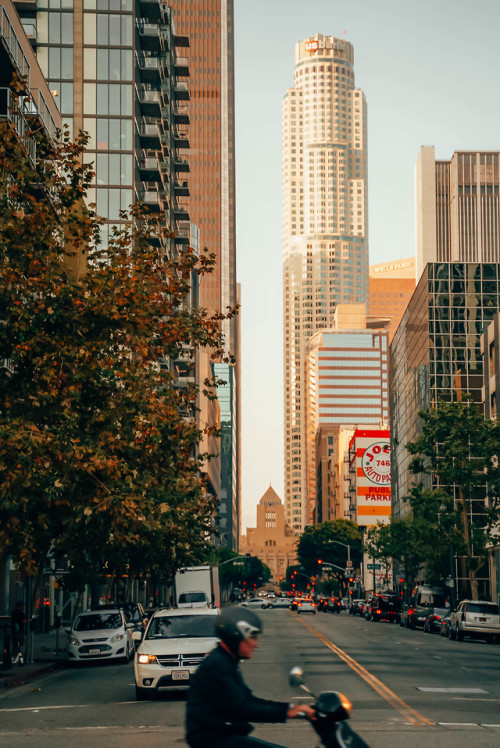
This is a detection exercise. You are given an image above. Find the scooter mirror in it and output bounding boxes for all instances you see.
[289,666,304,687]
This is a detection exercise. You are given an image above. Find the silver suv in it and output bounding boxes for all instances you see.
[448,600,500,642]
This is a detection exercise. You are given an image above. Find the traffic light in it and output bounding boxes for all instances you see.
[348,577,354,584]
[317,559,322,565]
[399,578,405,584]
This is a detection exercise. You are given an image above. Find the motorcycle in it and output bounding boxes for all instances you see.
[290,666,370,748]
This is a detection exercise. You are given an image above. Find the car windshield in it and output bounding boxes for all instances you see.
[467,603,499,614]
[146,615,216,639]
[75,613,122,631]
[178,593,207,604]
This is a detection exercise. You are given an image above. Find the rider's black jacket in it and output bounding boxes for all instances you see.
[185,643,289,748]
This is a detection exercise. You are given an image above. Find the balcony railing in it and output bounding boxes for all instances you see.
[0,6,30,80]
[174,56,189,76]
[174,81,190,101]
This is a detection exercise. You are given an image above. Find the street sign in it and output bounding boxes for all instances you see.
[346,560,353,567]
[366,563,381,570]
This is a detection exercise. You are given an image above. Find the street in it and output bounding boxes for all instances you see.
[0,608,499,747]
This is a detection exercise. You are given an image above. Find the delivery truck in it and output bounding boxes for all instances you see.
[175,565,220,609]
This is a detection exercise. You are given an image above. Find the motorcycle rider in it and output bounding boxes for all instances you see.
[185,606,316,748]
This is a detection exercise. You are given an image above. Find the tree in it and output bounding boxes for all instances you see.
[406,398,500,599]
[0,82,237,595]
[364,517,428,590]
[296,520,363,580]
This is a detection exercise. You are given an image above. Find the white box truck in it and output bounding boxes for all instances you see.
[175,565,220,609]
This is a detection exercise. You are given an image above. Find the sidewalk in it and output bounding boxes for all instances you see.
[0,628,67,690]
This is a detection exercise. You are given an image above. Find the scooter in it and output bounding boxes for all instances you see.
[290,667,370,748]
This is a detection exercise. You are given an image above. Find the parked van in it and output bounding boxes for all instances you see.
[400,585,447,629]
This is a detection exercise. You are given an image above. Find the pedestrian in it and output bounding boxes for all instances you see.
[11,601,27,665]
[185,606,315,748]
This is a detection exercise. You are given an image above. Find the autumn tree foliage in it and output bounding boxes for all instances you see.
[0,84,236,589]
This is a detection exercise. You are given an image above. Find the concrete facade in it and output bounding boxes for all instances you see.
[282,33,369,535]
[239,487,297,582]
[416,147,500,281]
[369,258,416,342]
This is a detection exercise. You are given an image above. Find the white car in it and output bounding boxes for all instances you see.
[239,598,271,609]
[297,599,317,614]
[133,607,219,700]
[66,609,134,663]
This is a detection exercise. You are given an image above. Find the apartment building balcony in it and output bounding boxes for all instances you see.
[136,154,161,182]
[138,188,164,212]
[136,21,161,52]
[174,156,189,173]
[137,0,162,20]
[20,21,36,46]
[136,54,160,83]
[174,131,189,149]
[174,55,189,77]
[137,119,160,149]
[0,5,30,79]
[26,88,58,141]
[174,81,189,101]
[13,0,37,10]
[175,220,190,245]
[174,202,189,222]
[174,180,189,197]
[137,88,161,117]
[174,106,189,126]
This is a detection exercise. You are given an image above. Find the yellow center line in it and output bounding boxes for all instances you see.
[297,616,433,726]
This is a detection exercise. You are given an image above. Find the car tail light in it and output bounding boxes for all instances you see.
[311,603,315,607]
[376,609,381,615]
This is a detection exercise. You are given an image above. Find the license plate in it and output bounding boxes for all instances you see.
[172,670,189,681]
[478,617,486,622]
[89,648,101,655]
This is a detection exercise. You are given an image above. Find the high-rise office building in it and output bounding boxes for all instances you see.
[305,305,389,523]
[416,147,500,281]
[168,0,239,549]
[369,258,416,342]
[282,34,368,533]
[14,0,190,258]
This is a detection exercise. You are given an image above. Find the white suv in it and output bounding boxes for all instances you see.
[448,600,500,642]
[133,607,219,700]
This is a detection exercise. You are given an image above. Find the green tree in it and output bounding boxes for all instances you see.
[406,398,500,599]
[0,83,236,595]
[296,520,363,580]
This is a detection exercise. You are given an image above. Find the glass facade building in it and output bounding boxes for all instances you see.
[15,0,190,257]
[390,262,500,522]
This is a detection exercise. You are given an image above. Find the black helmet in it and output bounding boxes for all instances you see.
[216,606,262,654]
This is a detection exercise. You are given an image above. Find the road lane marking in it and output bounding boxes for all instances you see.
[417,687,487,693]
[297,617,433,726]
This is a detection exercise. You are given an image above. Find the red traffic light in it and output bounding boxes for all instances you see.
[348,577,354,583]
[399,578,405,583]
[317,559,322,565]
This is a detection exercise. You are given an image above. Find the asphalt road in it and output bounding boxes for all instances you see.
[0,608,499,747]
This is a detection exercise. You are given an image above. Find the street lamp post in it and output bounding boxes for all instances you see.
[325,540,353,604]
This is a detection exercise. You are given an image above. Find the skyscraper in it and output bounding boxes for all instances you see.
[282,33,368,534]
[169,0,239,549]
[416,147,500,281]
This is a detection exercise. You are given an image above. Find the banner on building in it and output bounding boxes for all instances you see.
[354,430,391,526]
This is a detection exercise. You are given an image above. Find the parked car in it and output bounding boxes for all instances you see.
[290,598,300,612]
[448,600,500,642]
[240,598,271,609]
[366,592,402,623]
[423,606,450,633]
[439,610,453,637]
[349,599,365,616]
[133,607,219,700]
[400,585,447,629]
[297,599,316,614]
[66,609,134,663]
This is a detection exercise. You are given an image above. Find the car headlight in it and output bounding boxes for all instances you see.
[68,637,80,647]
[137,654,157,664]
[110,633,125,643]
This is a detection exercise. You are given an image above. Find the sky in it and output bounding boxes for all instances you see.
[234,0,500,529]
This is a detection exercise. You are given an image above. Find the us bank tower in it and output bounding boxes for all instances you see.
[282,34,368,534]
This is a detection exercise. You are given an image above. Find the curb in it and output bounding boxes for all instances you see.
[0,659,66,690]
